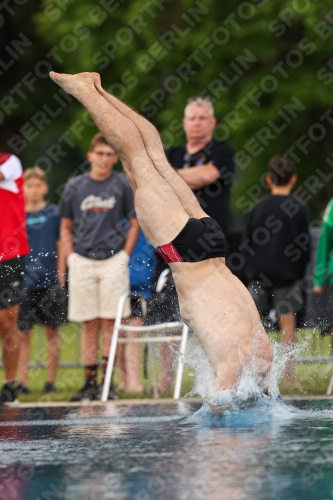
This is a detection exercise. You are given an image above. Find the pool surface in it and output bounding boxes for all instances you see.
[0,398,333,499]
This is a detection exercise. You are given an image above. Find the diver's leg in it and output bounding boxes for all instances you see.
[93,76,206,220]
[49,72,189,246]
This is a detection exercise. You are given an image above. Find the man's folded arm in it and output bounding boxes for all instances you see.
[177,163,220,190]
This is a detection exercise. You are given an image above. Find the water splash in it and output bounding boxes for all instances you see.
[180,336,302,410]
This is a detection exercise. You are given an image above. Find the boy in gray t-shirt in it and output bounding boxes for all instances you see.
[59,133,140,401]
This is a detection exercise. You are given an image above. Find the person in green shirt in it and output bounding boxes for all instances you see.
[314,199,333,293]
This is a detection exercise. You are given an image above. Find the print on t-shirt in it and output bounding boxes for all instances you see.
[80,195,117,211]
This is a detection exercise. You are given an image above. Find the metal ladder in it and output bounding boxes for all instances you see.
[101,292,189,402]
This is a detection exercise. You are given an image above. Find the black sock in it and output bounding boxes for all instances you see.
[85,364,98,385]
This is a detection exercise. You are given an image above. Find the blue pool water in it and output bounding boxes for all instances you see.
[0,398,333,500]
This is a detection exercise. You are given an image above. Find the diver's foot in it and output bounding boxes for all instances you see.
[92,73,103,90]
[49,71,98,98]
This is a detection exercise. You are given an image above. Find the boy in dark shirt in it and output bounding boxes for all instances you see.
[17,167,67,394]
[243,157,310,387]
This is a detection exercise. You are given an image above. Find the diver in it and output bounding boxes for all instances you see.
[49,71,274,397]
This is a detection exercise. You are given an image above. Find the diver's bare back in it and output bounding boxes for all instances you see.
[171,258,273,390]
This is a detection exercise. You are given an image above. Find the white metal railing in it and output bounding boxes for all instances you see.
[101,292,189,403]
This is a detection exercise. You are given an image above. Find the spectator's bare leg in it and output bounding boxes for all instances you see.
[82,319,99,365]
[101,318,119,389]
[94,77,207,220]
[100,319,115,359]
[49,71,189,247]
[125,317,144,393]
[280,313,298,385]
[158,341,178,393]
[0,306,20,382]
[115,337,127,391]
[18,329,32,386]
[46,326,60,384]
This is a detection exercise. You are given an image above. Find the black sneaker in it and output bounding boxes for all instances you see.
[97,383,119,401]
[43,382,55,394]
[0,382,19,405]
[16,383,30,395]
[70,380,98,402]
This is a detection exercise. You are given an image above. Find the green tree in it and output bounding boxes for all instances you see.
[3,0,333,221]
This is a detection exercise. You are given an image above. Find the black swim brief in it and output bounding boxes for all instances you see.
[156,217,226,263]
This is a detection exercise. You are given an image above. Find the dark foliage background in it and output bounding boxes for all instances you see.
[2,0,333,227]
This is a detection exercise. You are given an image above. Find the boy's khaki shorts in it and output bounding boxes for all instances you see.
[67,250,131,322]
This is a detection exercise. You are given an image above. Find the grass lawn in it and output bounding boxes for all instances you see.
[1,324,332,403]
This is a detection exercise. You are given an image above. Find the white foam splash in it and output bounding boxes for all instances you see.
[180,336,301,407]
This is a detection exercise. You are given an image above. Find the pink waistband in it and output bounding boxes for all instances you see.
[156,242,183,263]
